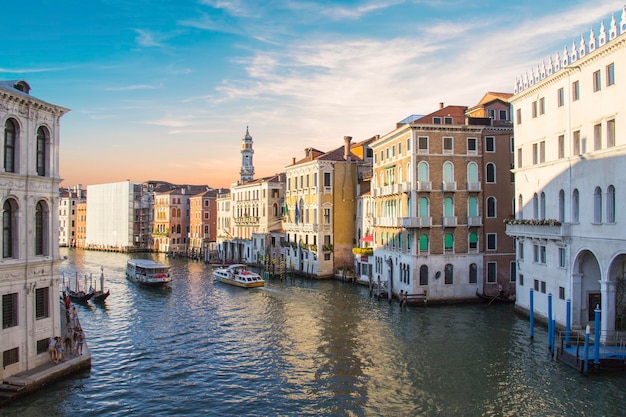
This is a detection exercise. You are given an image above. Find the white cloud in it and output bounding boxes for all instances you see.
[134,29,167,48]
[104,83,163,91]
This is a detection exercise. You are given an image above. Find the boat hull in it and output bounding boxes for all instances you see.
[214,276,265,288]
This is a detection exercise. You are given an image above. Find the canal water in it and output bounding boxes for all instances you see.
[3,249,626,417]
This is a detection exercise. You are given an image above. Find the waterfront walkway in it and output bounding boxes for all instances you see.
[0,302,91,405]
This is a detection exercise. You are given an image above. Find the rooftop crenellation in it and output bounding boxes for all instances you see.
[514,5,626,94]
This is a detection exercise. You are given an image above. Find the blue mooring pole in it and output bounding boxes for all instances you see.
[594,305,601,367]
[547,293,553,351]
[565,299,572,347]
[584,325,590,375]
[529,288,535,339]
[551,319,556,357]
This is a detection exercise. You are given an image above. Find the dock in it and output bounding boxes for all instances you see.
[0,303,92,406]
[555,331,626,373]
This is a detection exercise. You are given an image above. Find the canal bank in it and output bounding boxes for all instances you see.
[0,302,91,406]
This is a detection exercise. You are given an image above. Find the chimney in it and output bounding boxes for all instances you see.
[344,136,352,161]
[292,157,296,165]
[439,102,444,109]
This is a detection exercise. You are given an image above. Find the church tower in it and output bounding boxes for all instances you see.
[240,126,255,183]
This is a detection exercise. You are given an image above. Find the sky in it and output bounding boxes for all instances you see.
[1,1,623,189]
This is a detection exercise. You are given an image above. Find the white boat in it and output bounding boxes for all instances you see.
[213,264,265,288]
[126,259,171,285]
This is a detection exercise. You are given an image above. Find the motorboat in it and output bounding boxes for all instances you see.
[126,259,171,286]
[213,264,265,288]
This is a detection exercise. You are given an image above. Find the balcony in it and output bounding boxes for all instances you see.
[234,216,260,225]
[442,216,457,227]
[467,216,482,226]
[417,181,432,192]
[505,220,570,240]
[283,222,319,232]
[373,217,402,227]
[442,182,457,192]
[402,216,432,228]
[467,182,481,192]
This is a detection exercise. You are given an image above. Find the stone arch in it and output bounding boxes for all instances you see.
[572,249,601,327]
[607,253,626,332]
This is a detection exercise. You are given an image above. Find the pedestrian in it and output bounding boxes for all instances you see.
[71,306,79,328]
[48,336,57,363]
[75,327,85,355]
[54,336,64,364]
[64,292,71,310]
[64,326,74,355]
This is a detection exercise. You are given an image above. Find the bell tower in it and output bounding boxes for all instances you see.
[240,126,255,183]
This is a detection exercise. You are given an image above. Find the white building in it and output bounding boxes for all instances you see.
[508,8,626,337]
[0,80,68,379]
[85,181,136,250]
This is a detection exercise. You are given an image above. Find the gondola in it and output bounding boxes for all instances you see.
[91,267,111,303]
[66,286,94,303]
[476,289,515,304]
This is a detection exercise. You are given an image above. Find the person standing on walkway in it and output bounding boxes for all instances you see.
[75,327,85,356]
[48,336,57,363]
[71,306,79,328]
[54,336,64,364]
[64,326,74,356]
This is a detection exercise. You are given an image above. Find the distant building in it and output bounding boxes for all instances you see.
[507,9,626,336]
[86,181,137,250]
[189,189,218,260]
[0,80,69,379]
[75,201,87,248]
[58,184,85,247]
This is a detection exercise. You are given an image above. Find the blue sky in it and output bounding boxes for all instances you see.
[2,0,623,188]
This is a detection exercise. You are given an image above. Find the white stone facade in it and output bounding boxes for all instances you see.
[509,9,626,336]
[0,80,68,379]
[85,181,135,250]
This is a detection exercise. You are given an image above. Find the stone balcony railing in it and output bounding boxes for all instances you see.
[402,216,432,228]
[505,222,570,240]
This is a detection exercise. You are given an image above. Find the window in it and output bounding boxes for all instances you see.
[36,127,48,176]
[533,193,539,220]
[35,287,50,319]
[3,347,19,368]
[398,142,402,155]
[420,265,428,285]
[487,197,496,218]
[3,199,17,258]
[516,108,522,125]
[534,279,539,291]
[419,234,429,253]
[539,97,545,115]
[444,264,453,284]
[607,185,615,223]
[607,119,615,148]
[594,124,602,150]
[469,263,478,283]
[559,247,566,268]
[444,233,454,253]
[467,138,477,154]
[443,162,454,183]
[558,135,565,159]
[443,197,454,217]
[323,208,330,224]
[444,117,453,125]
[2,293,18,328]
[519,274,524,286]
[323,172,331,187]
[572,80,580,101]
[418,197,429,217]
[559,286,565,300]
[558,190,565,222]
[572,189,580,223]
[541,281,546,294]
[469,232,478,251]
[486,163,496,183]
[573,130,581,155]
[443,137,453,153]
[510,262,516,283]
[487,233,497,250]
[594,186,602,223]
[4,119,17,173]
[532,143,538,165]
[487,262,497,283]
[606,63,615,86]
[468,196,478,217]
[35,201,48,256]
[519,241,524,260]
[488,109,496,119]
[418,137,428,153]
[37,338,49,354]
[499,109,507,120]
[532,101,537,118]
[485,136,495,152]
[467,162,478,184]
[540,192,546,220]
[433,117,442,124]
[418,161,429,182]
[557,87,565,107]
[593,70,602,92]
[539,141,545,163]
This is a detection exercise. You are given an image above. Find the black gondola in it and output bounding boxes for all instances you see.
[476,289,515,304]
[91,267,111,303]
[66,286,94,303]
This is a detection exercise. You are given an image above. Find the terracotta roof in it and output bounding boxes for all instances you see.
[413,105,468,124]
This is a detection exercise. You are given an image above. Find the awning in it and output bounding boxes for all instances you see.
[360,234,374,242]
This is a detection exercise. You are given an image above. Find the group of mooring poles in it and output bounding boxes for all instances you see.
[529,288,601,374]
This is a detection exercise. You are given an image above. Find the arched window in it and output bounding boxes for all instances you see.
[533,193,539,220]
[540,192,546,220]
[443,161,454,183]
[444,233,454,252]
[419,265,428,285]
[4,119,17,173]
[418,161,429,181]
[273,203,278,217]
[486,162,496,183]
[419,197,429,217]
[594,186,602,223]
[518,195,524,219]
[171,207,176,217]
[469,232,478,251]
[176,224,181,234]
[407,233,412,250]
[572,189,580,223]
[487,197,496,218]
[35,200,49,256]
[444,197,454,217]
[36,126,49,176]
[444,263,454,284]
[467,162,478,183]
[419,234,429,252]
[558,189,565,222]
[406,162,411,181]
[177,208,181,218]
[469,263,478,283]
[398,165,402,184]
[607,185,616,223]
[3,199,17,258]
[468,196,478,217]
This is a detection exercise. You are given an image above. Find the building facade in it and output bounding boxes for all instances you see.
[58,184,85,247]
[189,190,217,260]
[0,80,68,379]
[508,9,626,337]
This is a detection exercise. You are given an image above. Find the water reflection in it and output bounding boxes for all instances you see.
[2,249,626,416]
